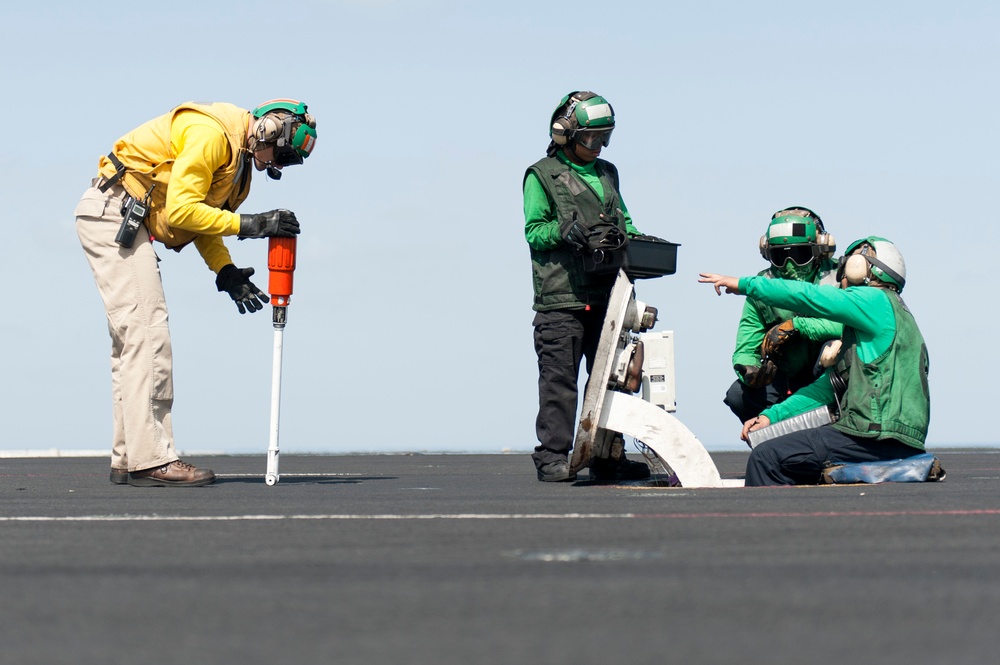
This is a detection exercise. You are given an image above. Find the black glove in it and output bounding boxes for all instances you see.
[559,214,588,251]
[587,223,627,252]
[735,361,777,388]
[238,209,300,239]
[216,264,269,314]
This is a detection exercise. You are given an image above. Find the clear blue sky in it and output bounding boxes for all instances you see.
[2,0,997,458]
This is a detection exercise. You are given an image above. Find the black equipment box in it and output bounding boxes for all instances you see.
[623,238,680,279]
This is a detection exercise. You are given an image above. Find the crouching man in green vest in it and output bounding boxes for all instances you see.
[699,237,933,486]
[523,90,656,482]
[724,207,843,424]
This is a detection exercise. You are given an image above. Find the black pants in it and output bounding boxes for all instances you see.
[723,367,815,423]
[745,424,923,486]
[531,308,605,468]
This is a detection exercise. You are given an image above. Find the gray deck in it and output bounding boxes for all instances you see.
[2,449,998,664]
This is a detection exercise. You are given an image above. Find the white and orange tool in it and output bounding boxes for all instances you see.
[265,236,296,485]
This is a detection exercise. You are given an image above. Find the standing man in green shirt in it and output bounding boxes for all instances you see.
[523,90,653,483]
[724,207,843,423]
[700,237,931,486]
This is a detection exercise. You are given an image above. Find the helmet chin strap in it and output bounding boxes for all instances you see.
[245,141,283,180]
[248,125,283,180]
[865,255,904,290]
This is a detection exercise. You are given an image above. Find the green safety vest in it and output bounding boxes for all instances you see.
[524,155,626,311]
[833,292,930,449]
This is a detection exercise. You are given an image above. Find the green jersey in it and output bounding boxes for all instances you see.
[739,277,929,450]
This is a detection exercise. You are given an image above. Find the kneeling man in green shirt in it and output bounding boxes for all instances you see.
[700,236,931,486]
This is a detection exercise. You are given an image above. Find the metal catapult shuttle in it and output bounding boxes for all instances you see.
[571,270,743,488]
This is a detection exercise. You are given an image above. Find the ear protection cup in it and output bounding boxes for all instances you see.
[815,231,836,260]
[842,253,870,285]
[840,245,871,286]
[807,212,835,260]
[551,116,573,145]
[840,237,906,291]
[253,115,285,144]
[549,91,599,145]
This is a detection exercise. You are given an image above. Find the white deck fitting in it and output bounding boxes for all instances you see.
[570,270,740,488]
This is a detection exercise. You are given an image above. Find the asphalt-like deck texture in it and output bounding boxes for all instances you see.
[2,449,999,665]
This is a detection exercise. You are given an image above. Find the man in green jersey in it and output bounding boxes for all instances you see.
[700,237,931,486]
[523,91,655,482]
[724,207,843,423]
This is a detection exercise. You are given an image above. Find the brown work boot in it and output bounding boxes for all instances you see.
[927,458,947,482]
[110,467,129,485]
[128,460,216,487]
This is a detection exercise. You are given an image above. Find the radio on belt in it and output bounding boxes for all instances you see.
[115,186,154,248]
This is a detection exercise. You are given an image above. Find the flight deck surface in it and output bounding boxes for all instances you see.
[2,449,997,664]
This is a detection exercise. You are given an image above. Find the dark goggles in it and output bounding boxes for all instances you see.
[767,243,818,268]
[272,143,305,167]
[575,128,613,150]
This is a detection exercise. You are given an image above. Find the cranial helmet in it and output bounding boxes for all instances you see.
[838,236,907,291]
[758,206,836,271]
[250,99,318,166]
[549,91,615,151]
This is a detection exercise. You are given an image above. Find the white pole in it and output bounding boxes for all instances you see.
[265,325,284,486]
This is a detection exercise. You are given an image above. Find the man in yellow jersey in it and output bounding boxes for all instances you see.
[75,100,317,486]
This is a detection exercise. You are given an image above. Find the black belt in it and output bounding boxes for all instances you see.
[97,153,127,193]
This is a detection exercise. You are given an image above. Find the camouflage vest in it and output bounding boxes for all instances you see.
[832,291,929,449]
[524,155,626,311]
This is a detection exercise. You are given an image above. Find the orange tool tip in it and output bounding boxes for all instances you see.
[268,237,297,300]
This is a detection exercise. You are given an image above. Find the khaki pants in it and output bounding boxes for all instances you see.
[75,180,178,472]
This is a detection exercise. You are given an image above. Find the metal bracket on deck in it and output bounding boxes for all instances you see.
[569,271,742,488]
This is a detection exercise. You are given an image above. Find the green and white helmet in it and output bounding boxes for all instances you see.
[758,206,835,272]
[840,236,907,291]
[250,99,317,164]
[549,91,615,150]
